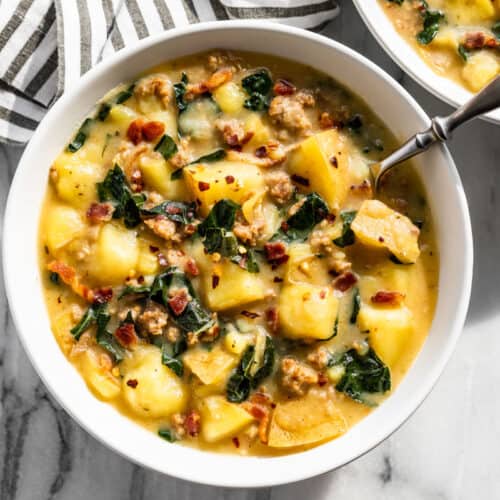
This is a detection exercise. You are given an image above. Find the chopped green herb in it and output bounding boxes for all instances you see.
[333,211,357,248]
[158,429,177,442]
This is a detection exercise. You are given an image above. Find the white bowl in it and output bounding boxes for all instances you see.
[353,0,500,125]
[2,21,473,488]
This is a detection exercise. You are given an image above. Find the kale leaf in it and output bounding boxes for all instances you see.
[173,72,189,113]
[416,3,445,45]
[67,118,94,153]
[158,429,177,442]
[170,149,226,180]
[97,83,135,121]
[140,200,197,225]
[333,211,357,248]
[154,134,178,160]
[350,287,361,324]
[273,192,329,242]
[330,348,391,404]
[242,69,273,111]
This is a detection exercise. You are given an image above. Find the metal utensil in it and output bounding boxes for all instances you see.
[373,75,500,190]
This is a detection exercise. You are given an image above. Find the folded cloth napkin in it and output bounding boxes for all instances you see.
[0,0,339,145]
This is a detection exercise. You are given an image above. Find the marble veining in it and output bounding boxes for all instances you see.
[1,3,500,498]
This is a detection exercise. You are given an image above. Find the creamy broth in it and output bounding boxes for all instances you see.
[380,0,500,92]
[39,50,438,455]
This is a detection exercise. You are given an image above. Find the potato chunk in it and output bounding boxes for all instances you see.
[121,345,188,418]
[288,129,350,211]
[284,243,330,286]
[213,82,246,114]
[351,200,420,264]
[199,396,254,443]
[183,161,265,216]
[462,52,499,92]
[183,345,237,385]
[78,349,121,400]
[279,283,338,340]
[268,390,346,448]
[358,304,413,367]
[138,155,188,200]
[445,0,495,24]
[45,204,85,254]
[92,223,139,284]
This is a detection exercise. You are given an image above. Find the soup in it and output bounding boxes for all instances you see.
[380,0,500,92]
[39,50,438,455]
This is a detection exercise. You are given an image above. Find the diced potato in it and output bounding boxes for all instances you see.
[224,328,253,355]
[184,161,265,216]
[358,304,413,367]
[243,112,272,149]
[268,390,346,448]
[429,27,459,50]
[199,396,254,443]
[53,161,102,209]
[203,260,269,311]
[359,264,411,300]
[108,104,138,132]
[462,51,499,92]
[138,154,188,200]
[183,345,237,385]
[241,192,281,241]
[279,283,338,340]
[213,81,246,114]
[444,0,495,24]
[284,243,330,286]
[45,204,85,254]
[288,129,350,212]
[136,244,160,276]
[92,223,139,284]
[148,109,177,138]
[121,345,188,418]
[79,349,121,400]
[351,200,420,264]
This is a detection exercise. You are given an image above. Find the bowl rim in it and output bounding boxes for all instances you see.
[352,0,500,125]
[2,20,473,488]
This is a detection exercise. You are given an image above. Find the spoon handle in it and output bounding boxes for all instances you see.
[375,75,500,189]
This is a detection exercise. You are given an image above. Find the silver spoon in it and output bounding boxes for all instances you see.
[374,75,500,191]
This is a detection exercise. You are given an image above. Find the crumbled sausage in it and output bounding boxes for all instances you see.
[184,410,201,437]
[137,302,168,336]
[169,137,192,169]
[265,170,294,205]
[186,68,233,100]
[280,357,319,396]
[214,118,253,148]
[269,92,314,135]
[307,347,331,370]
[135,74,173,108]
[144,216,180,242]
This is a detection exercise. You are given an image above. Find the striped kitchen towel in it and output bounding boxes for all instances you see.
[0,0,339,145]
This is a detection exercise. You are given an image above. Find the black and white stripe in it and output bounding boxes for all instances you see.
[0,0,339,145]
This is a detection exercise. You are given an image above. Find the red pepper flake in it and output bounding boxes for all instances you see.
[126,379,138,388]
[273,276,283,283]
[157,253,168,267]
[225,175,235,184]
[137,275,145,284]
[212,274,220,289]
[185,258,199,277]
[232,437,240,448]
[185,410,201,437]
[319,289,327,299]
[92,287,113,305]
[378,236,385,242]
[291,174,310,187]
[334,271,358,292]
[330,156,338,168]
[57,296,62,304]
[371,290,405,307]
[198,181,210,192]
[255,146,267,158]
[115,323,139,348]
[265,307,279,334]
[241,310,260,319]
[318,372,328,387]
[149,245,159,253]
[196,198,202,206]
[273,79,296,96]
[168,289,189,316]
[280,221,289,233]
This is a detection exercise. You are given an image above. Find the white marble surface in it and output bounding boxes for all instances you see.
[1,3,500,499]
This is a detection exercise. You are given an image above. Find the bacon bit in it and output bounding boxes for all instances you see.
[280,221,289,232]
[92,287,113,305]
[273,276,283,283]
[186,68,233,99]
[371,290,405,307]
[225,175,235,184]
[149,245,159,253]
[137,275,145,284]
[86,202,113,224]
[264,242,289,268]
[319,111,334,129]
[226,131,254,149]
[463,31,498,50]
[291,174,310,187]
[185,257,199,277]
[255,146,268,158]
[127,118,145,145]
[115,323,139,348]
[212,274,220,289]
[57,296,62,304]
[240,310,260,319]
[47,260,93,302]
[318,372,328,387]
[334,271,358,292]
[378,236,385,243]
[141,120,165,142]
[330,156,338,168]
[126,379,138,388]
[265,307,279,334]
[326,213,336,223]
[184,410,201,437]
[157,253,168,267]
[242,392,273,444]
[198,181,210,192]
[168,289,189,316]
[273,79,296,96]
[232,437,240,448]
